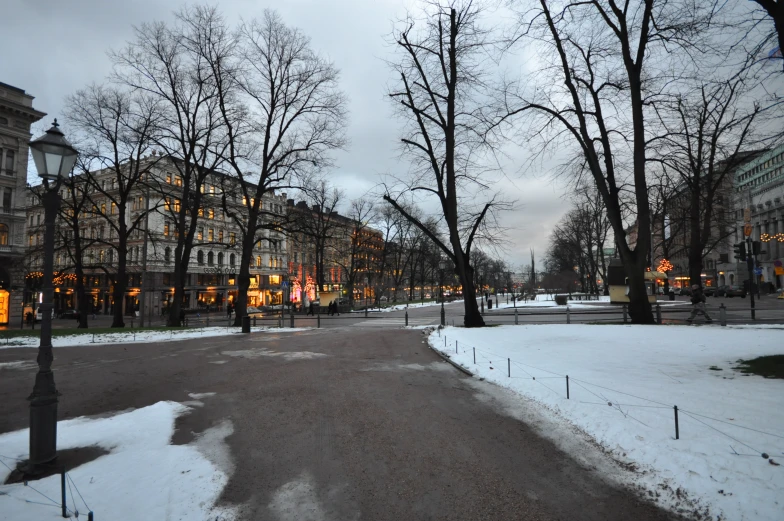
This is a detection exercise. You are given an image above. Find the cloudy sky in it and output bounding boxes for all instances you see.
[2,0,570,270]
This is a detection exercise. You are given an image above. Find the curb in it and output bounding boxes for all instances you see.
[427,339,474,377]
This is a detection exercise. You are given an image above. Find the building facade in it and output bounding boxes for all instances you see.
[729,143,784,290]
[26,154,288,319]
[0,82,45,325]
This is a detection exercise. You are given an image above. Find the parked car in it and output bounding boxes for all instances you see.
[59,309,79,319]
[703,286,718,297]
[717,285,746,298]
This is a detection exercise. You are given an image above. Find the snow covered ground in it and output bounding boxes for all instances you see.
[372,299,464,312]
[0,326,311,350]
[429,324,784,520]
[0,400,236,521]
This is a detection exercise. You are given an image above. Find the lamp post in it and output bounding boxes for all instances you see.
[25,120,78,473]
[439,258,448,326]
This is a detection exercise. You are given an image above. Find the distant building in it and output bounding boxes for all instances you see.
[0,82,45,325]
[26,154,288,318]
[731,143,784,290]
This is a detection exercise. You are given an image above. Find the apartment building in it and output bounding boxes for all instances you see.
[286,199,383,305]
[730,143,784,290]
[0,82,45,325]
[26,154,288,318]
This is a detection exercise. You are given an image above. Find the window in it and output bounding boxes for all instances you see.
[269,275,281,285]
[197,251,204,265]
[208,228,214,242]
[174,176,182,187]
[294,252,298,263]
[217,252,223,266]
[164,247,171,264]
[218,230,223,243]
[198,227,203,241]
[0,224,8,245]
[230,232,235,245]
[256,256,261,267]
[2,187,11,211]
[164,222,170,237]
[230,253,235,266]
[108,250,113,263]
[198,207,204,217]
[37,214,41,226]
[4,150,14,172]
[29,215,33,227]
[166,173,172,184]
[208,208,214,219]
[111,202,117,215]
[29,235,33,247]
[207,251,214,266]
[0,117,7,125]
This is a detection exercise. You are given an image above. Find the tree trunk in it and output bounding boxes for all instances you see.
[112,245,127,328]
[168,246,186,327]
[620,250,654,324]
[233,210,259,326]
[459,261,484,327]
[75,272,89,329]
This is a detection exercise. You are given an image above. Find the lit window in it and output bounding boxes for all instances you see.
[174,176,182,187]
[208,228,214,242]
[166,174,172,184]
[198,227,203,241]
[230,232,235,245]
[208,208,214,219]
[218,230,223,243]
[256,256,261,267]
[198,207,204,217]
[164,223,170,237]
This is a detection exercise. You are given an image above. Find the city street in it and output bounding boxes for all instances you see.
[0,326,680,521]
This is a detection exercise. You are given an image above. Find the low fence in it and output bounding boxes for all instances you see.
[0,454,94,520]
[437,334,784,460]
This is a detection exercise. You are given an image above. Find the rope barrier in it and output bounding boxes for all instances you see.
[67,473,92,513]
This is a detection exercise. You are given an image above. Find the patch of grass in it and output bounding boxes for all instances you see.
[735,355,784,379]
[709,366,722,371]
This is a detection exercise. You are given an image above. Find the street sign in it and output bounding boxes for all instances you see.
[744,223,753,236]
[744,208,751,223]
[754,267,763,276]
[281,280,289,288]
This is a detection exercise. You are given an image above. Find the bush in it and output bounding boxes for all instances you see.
[554,294,568,305]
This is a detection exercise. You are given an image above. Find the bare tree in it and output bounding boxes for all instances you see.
[289,179,345,294]
[652,73,767,288]
[332,198,376,307]
[180,6,348,324]
[503,0,719,323]
[64,84,159,327]
[112,14,226,326]
[384,0,511,327]
[750,1,784,70]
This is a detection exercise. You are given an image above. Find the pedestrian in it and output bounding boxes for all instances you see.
[308,301,315,316]
[329,300,336,316]
[75,310,80,325]
[687,284,712,324]
[227,304,233,318]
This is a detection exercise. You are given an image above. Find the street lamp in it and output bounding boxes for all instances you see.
[25,119,78,473]
[439,258,449,326]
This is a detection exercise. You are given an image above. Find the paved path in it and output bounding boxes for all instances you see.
[0,327,681,521]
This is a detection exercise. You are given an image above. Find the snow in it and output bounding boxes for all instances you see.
[371,299,465,312]
[429,324,784,521]
[0,400,236,521]
[0,326,312,350]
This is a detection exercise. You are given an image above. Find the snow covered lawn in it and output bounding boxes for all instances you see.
[429,324,784,521]
[0,400,235,520]
[0,326,311,350]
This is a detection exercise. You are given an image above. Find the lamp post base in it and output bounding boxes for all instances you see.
[28,370,60,469]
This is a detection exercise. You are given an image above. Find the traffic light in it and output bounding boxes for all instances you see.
[733,242,747,261]
[752,240,766,256]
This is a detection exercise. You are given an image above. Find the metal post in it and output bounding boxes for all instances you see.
[206,316,209,328]
[365,306,368,318]
[622,304,628,324]
[674,405,679,440]
[28,187,60,470]
[747,237,756,320]
[508,358,510,377]
[139,187,151,327]
[88,512,94,521]
[566,306,570,324]
[61,467,67,518]
[405,310,409,326]
[290,310,294,328]
[253,316,257,327]
[515,307,518,325]
[317,313,321,328]
[480,298,484,313]
[440,301,445,326]
[473,347,476,364]
[456,341,458,354]
[566,375,570,399]
[656,303,661,325]
[719,303,726,326]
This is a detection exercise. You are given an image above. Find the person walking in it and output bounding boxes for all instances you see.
[687,284,712,324]
[308,301,315,316]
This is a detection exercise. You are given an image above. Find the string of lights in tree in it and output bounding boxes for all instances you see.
[657,259,674,273]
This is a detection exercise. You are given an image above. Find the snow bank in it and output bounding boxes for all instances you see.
[429,324,784,521]
[0,326,311,350]
[0,401,235,521]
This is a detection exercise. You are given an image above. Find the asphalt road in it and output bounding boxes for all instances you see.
[0,327,683,521]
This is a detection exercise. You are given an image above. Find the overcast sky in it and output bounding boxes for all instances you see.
[2,0,570,270]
